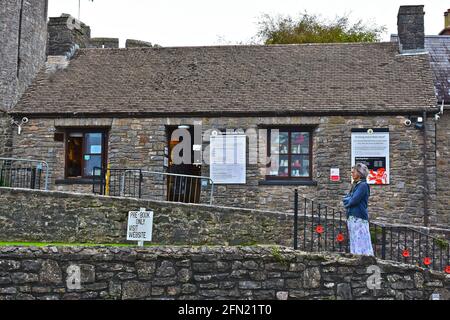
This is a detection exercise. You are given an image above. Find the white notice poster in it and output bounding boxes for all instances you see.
[210,134,246,184]
[351,129,390,185]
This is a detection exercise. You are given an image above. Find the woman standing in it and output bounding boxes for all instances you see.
[343,163,374,256]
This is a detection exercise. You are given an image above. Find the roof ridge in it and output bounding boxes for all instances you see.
[78,42,396,52]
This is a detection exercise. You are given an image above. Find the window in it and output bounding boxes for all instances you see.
[266,128,312,180]
[65,130,108,178]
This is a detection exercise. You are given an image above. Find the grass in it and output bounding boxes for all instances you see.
[0,242,152,247]
[0,242,267,248]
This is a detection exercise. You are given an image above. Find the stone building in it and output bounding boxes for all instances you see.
[7,6,447,230]
[391,7,450,229]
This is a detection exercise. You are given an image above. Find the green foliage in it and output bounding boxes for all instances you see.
[271,246,289,266]
[257,12,386,45]
[435,238,449,250]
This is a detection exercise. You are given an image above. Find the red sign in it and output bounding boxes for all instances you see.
[330,168,340,182]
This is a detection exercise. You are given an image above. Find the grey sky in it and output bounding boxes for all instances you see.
[48,0,449,47]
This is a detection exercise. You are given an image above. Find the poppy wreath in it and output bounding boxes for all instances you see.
[445,266,450,274]
[336,233,345,243]
[315,225,324,234]
[423,257,432,266]
[402,249,410,258]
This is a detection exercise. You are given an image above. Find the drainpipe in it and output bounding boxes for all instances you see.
[422,111,429,227]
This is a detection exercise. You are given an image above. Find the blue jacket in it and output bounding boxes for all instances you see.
[342,181,370,221]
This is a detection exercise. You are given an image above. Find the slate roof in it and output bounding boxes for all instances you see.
[12,42,437,116]
[392,34,450,104]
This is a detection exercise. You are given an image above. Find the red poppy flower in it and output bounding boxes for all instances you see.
[316,225,324,234]
[402,250,410,258]
[423,257,432,266]
[336,233,345,243]
[445,266,450,274]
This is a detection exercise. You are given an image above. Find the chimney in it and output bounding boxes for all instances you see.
[47,14,91,57]
[397,5,425,53]
[445,9,450,28]
[440,9,450,35]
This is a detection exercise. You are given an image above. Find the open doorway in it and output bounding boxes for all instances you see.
[166,125,202,203]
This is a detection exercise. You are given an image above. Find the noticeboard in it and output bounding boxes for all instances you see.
[351,129,390,185]
[210,134,246,184]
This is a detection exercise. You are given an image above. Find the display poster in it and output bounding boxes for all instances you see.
[351,129,390,185]
[210,134,246,184]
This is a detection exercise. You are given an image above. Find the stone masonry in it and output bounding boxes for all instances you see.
[436,113,450,224]
[0,246,448,300]
[1,188,448,250]
[8,115,442,228]
[0,112,12,157]
[0,0,48,111]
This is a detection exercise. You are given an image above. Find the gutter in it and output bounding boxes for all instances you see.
[8,108,439,119]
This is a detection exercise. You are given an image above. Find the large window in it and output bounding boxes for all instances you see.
[266,128,312,180]
[65,130,108,178]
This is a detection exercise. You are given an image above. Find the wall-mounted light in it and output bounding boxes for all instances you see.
[11,117,29,135]
[178,125,190,130]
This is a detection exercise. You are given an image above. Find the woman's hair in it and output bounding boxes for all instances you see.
[353,163,369,179]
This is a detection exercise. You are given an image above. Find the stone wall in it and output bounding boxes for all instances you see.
[89,38,119,49]
[0,0,48,111]
[0,112,12,157]
[0,188,293,246]
[0,246,448,300]
[9,115,442,228]
[1,187,449,252]
[125,39,153,48]
[436,112,450,227]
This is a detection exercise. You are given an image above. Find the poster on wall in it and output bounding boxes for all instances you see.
[210,134,246,184]
[351,129,390,185]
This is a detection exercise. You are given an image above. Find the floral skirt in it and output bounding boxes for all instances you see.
[347,216,374,256]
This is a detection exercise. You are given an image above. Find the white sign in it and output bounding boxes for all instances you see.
[351,129,390,185]
[210,134,246,184]
[127,208,153,243]
[330,168,340,182]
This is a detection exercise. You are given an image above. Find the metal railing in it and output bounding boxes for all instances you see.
[293,189,450,274]
[92,167,215,205]
[0,157,49,190]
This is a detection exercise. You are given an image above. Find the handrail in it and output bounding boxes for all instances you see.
[94,167,215,205]
[0,157,49,190]
[141,170,214,205]
[293,190,450,273]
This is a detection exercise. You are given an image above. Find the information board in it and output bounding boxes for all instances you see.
[210,134,246,184]
[351,129,390,185]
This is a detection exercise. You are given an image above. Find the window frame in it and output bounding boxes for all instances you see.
[64,128,109,179]
[265,126,313,181]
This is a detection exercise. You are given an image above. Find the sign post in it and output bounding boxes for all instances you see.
[127,207,154,247]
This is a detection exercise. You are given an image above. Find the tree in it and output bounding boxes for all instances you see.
[256,12,386,45]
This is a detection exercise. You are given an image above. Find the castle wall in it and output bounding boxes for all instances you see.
[0,0,48,111]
